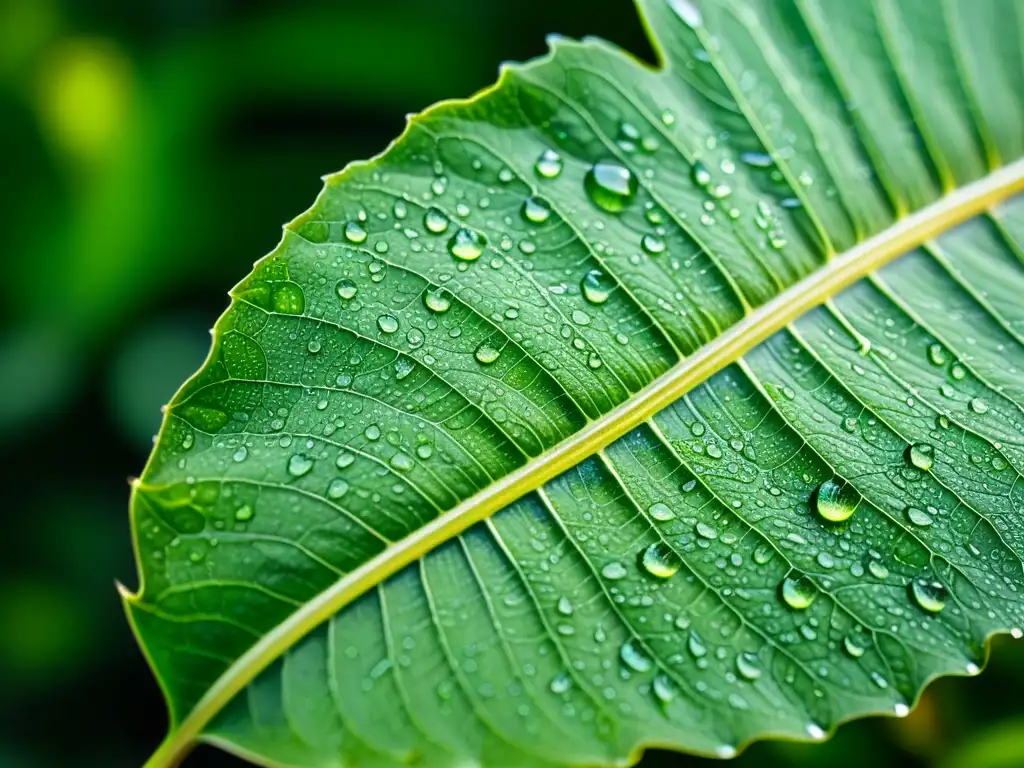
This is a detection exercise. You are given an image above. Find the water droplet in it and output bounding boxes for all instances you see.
[581,269,614,304]
[696,521,717,540]
[843,634,865,658]
[449,228,485,261]
[557,596,573,616]
[906,443,934,471]
[736,652,762,680]
[813,479,857,523]
[868,560,889,580]
[584,161,638,213]
[475,342,501,365]
[669,0,703,28]
[287,454,314,477]
[602,562,628,580]
[740,151,774,168]
[780,573,817,610]
[652,674,675,704]
[424,208,449,234]
[535,149,563,179]
[619,640,653,672]
[234,504,254,522]
[691,160,711,187]
[910,578,947,613]
[327,479,349,499]
[365,424,381,441]
[927,343,946,366]
[687,631,707,658]
[344,221,368,244]
[377,314,399,334]
[424,287,453,313]
[549,672,571,694]
[649,502,675,521]
[232,446,248,463]
[905,506,933,527]
[969,397,989,414]
[641,233,666,255]
[336,452,355,469]
[395,358,415,380]
[522,196,551,224]
[336,279,357,300]
[640,542,681,579]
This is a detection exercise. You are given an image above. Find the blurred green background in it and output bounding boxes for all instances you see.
[1,0,1022,766]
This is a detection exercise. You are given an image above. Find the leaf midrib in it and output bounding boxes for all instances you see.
[143,155,1024,768]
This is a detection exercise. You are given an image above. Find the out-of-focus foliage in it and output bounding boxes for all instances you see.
[2,0,1024,766]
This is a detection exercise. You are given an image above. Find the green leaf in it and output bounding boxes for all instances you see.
[125,0,1024,764]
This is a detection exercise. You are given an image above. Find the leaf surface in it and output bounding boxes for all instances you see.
[127,0,1024,764]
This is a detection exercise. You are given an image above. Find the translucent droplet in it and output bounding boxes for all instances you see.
[927,343,946,366]
[449,228,485,261]
[394,358,415,380]
[649,502,675,521]
[424,208,449,234]
[557,596,573,616]
[234,504,254,522]
[549,672,571,694]
[691,160,711,187]
[424,287,452,313]
[336,279,357,300]
[669,0,703,28]
[687,631,707,658]
[377,314,399,334]
[327,479,349,499]
[736,652,762,680]
[640,542,681,579]
[641,233,666,255]
[475,342,500,365]
[602,562,628,580]
[905,507,933,527]
[780,573,817,610]
[584,161,638,213]
[740,151,774,168]
[535,149,563,179]
[906,443,934,471]
[813,479,857,523]
[336,452,355,469]
[581,269,614,304]
[969,397,989,414]
[652,674,675,704]
[619,640,653,672]
[522,196,551,224]
[287,454,314,477]
[696,522,717,540]
[910,578,947,613]
[344,221,368,244]
[868,560,889,580]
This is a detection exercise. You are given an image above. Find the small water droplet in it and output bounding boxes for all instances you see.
[619,640,653,672]
[691,160,711,187]
[327,478,349,499]
[652,674,675,704]
[424,208,449,234]
[641,233,666,255]
[905,506,933,527]
[649,502,675,521]
[843,634,865,658]
[424,287,453,313]
[287,454,314,477]
[377,314,399,334]
[602,561,628,580]
[969,397,989,414]
[557,596,573,616]
[234,504,254,522]
[927,343,946,366]
[736,652,762,680]
[475,342,501,365]
[549,672,571,694]
[336,279,357,300]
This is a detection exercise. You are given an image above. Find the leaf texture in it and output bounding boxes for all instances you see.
[126,0,1024,764]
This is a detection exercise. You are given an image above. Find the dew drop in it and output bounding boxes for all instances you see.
[927,343,946,366]
[641,233,666,255]
[843,634,865,658]
[234,504,254,522]
[449,228,485,261]
[969,397,989,414]
[581,269,614,304]
[602,562,628,580]
[649,502,675,521]
[813,479,857,523]
[522,196,552,224]
[535,149,563,179]
[327,479,350,499]
[652,674,675,704]
[336,279,358,300]
[909,578,947,613]
[640,542,681,579]
[549,672,571,694]
[906,443,934,471]
[736,651,762,680]
[287,454,314,477]
[780,573,817,610]
[424,287,453,313]
[475,342,501,365]
[584,161,638,213]
[619,640,653,672]
[905,506,933,527]
[377,314,399,334]
[691,160,712,187]
[344,221,368,244]
[424,208,449,234]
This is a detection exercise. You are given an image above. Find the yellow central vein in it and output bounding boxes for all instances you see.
[143,156,1024,768]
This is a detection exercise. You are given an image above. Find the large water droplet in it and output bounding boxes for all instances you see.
[344,221,368,244]
[475,342,501,365]
[336,279,357,300]
[906,443,934,471]
[905,506,933,527]
[327,478,349,499]
[641,234,666,255]
[522,196,551,224]
[649,502,675,521]
[910,578,947,613]
[780,573,817,610]
[584,161,638,213]
[549,672,571,694]
[234,504,254,522]
[581,269,614,304]
[449,228,485,261]
[691,160,711,187]
[424,208,449,234]
[813,479,857,523]
[424,287,452,313]
[377,314,399,334]
[535,149,563,179]
[843,633,866,658]
[602,561,628,580]
[736,652,762,680]
[619,640,653,672]
[287,454,314,477]
[640,542,681,579]
[652,674,675,705]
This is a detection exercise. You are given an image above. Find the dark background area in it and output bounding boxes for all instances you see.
[1,0,1022,766]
